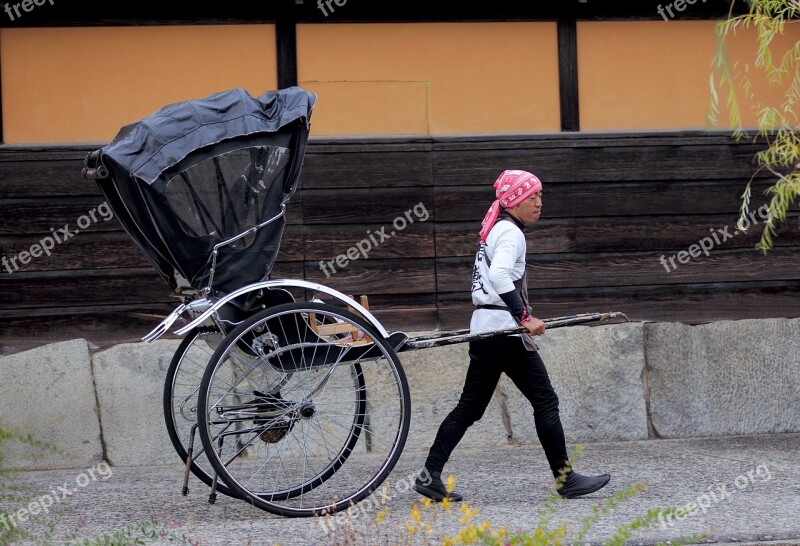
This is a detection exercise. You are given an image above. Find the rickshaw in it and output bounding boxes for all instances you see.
[81,86,625,518]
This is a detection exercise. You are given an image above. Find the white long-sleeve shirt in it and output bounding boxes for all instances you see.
[469,219,527,334]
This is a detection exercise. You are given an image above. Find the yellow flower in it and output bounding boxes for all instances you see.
[442,497,451,510]
[420,497,432,509]
[404,521,417,534]
[479,521,491,532]
[458,503,479,523]
[456,525,478,543]
[445,475,456,493]
[410,503,421,522]
[374,508,389,524]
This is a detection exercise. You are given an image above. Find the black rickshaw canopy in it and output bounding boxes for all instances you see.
[82,86,316,296]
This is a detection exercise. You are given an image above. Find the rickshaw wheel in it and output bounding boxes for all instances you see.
[163,327,242,499]
[197,302,411,518]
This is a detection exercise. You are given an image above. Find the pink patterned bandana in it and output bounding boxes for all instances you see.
[479,170,542,242]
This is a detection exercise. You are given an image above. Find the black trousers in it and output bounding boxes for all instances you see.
[423,335,570,477]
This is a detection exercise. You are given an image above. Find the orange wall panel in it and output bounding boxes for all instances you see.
[297,23,560,136]
[578,21,718,131]
[578,20,800,131]
[1,26,277,144]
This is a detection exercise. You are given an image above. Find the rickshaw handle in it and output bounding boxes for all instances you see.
[398,311,630,351]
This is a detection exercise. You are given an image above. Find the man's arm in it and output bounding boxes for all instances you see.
[487,228,545,335]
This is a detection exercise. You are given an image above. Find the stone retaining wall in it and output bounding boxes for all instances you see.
[1,318,798,469]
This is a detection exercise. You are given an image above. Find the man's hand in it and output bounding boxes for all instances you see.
[523,317,546,336]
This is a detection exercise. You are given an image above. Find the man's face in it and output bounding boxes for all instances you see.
[508,191,542,225]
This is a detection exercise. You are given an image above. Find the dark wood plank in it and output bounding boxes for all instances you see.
[303,223,434,261]
[0,194,303,234]
[433,180,778,222]
[432,142,767,185]
[256,260,304,281]
[307,140,432,154]
[0,304,179,356]
[0,231,150,272]
[275,226,304,262]
[0,145,100,162]
[430,131,762,150]
[284,192,305,225]
[0,227,304,272]
[1,134,770,191]
[301,150,433,189]
[436,214,800,257]
[0,198,124,235]
[302,188,434,224]
[436,221,576,256]
[436,280,800,329]
[0,261,303,309]
[304,258,436,296]
[573,214,800,253]
[0,160,100,197]
[436,248,800,293]
[0,269,177,308]
[0,132,763,159]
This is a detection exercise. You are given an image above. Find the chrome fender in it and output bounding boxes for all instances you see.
[172,279,390,339]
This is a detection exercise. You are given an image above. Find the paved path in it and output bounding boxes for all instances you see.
[2,433,799,545]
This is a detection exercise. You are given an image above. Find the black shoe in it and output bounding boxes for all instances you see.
[556,470,611,499]
[413,470,463,502]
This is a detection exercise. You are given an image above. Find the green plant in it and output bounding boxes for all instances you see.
[0,424,56,474]
[1,422,55,545]
[64,516,199,546]
[710,0,800,251]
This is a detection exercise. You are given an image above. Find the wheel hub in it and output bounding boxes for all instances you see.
[246,390,295,443]
[299,401,315,419]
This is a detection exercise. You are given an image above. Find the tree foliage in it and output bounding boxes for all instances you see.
[710,0,800,251]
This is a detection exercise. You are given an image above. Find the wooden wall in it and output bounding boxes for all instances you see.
[2,132,799,354]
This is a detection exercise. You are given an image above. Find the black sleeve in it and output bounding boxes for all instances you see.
[498,289,527,322]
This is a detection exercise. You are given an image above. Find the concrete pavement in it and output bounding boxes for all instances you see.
[2,433,799,545]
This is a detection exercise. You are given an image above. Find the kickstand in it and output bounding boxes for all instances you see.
[182,424,198,496]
